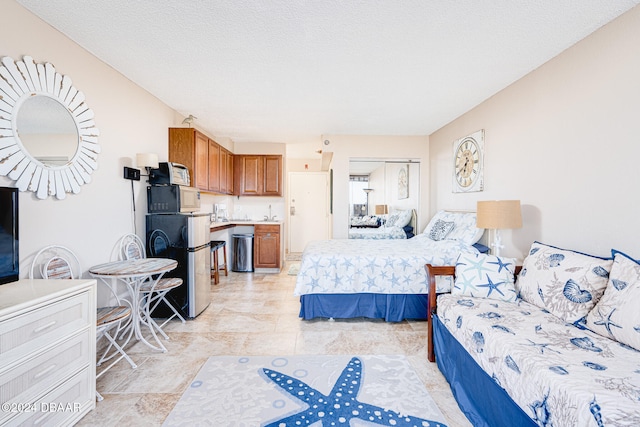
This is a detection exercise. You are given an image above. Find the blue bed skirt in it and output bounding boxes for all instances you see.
[433,314,536,427]
[299,293,428,322]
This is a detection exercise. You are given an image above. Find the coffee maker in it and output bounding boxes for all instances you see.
[214,204,228,222]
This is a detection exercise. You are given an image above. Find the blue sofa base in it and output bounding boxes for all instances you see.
[433,314,537,427]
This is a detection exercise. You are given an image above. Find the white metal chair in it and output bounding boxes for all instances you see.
[116,234,185,339]
[30,245,137,401]
[30,245,81,281]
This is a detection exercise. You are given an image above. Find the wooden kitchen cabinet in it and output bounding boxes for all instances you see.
[263,155,282,196]
[194,132,210,190]
[169,128,210,191]
[235,155,260,195]
[169,128,233,195]
[234,155,282,196]
[227,151,234,194]
[208,139,221,192]
[219,148,233,194]
[254,224,281,269]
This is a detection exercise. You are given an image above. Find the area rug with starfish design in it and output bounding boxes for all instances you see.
[163,355,448,426]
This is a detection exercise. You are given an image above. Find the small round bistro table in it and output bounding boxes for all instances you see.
[89,258,178,352]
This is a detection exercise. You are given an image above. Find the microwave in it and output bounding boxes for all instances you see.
[147,185,201,213]
[149,162,191,186]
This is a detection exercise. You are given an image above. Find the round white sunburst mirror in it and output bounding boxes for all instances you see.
[0,56,100,199]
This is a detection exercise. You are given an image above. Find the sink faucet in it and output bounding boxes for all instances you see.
[264,204,277,221]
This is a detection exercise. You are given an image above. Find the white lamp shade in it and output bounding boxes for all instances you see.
[476,200,522,229]
[136,153,159,169]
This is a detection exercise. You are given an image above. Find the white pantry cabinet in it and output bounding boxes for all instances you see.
[0,279,96,426]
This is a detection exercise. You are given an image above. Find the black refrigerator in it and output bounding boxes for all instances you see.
[145,213,211,318]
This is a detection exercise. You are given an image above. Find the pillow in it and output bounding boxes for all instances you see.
[585,251,640,351]
[472,242,490,254]
[423,210,484,245]
[385,211,401,227]
[428,219,454,241]
[515,241,612,324]
[422,210,445,234]
[386,210,411,228]
[403,225,415,239]
[393,209,413,228]
[452,252,518,302]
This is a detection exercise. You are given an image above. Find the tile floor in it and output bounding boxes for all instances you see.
[79,262,471,426]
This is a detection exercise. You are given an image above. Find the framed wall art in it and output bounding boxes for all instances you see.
[398,165,408,199]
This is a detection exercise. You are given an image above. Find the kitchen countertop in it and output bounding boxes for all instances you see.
[210,220,283,230]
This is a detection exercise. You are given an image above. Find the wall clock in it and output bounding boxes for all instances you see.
[452,129,484,193]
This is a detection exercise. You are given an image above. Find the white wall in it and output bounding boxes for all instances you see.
[429,5,640,259]
[286,158,322,173]
[1,2,216,298]
[384,162,420,214]
[325,134,429,238]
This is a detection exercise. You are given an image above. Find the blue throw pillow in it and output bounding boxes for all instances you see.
[453,252,517,302]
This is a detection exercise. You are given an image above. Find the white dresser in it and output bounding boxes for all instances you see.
[0,279,96,426]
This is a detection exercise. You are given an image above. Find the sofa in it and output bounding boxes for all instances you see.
[426,242,640,427]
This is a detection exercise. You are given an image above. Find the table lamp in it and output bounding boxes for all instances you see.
[375,205,388,215]
[136,153,159,175]
[476,200,522,257]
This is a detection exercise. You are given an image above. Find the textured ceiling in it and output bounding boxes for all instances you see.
[15,0,640,146]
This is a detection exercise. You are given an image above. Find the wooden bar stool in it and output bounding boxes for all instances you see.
[210,240,228,284]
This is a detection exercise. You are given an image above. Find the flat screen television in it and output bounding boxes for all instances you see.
[0,187,19,285]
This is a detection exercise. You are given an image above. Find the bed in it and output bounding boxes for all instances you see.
[348,209,416,240]
[295,210,485,322]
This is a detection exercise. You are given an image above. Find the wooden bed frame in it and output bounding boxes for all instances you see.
[425,263,522,362]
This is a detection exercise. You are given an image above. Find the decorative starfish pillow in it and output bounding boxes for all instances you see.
[452,252,517,302]
[515,241,612,324]
[586,251,640,351]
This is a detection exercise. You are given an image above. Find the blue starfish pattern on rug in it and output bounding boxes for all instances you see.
[261,357,447,427]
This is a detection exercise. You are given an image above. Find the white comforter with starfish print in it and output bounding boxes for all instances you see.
[294,235,478,295]
[437,294,640,426]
